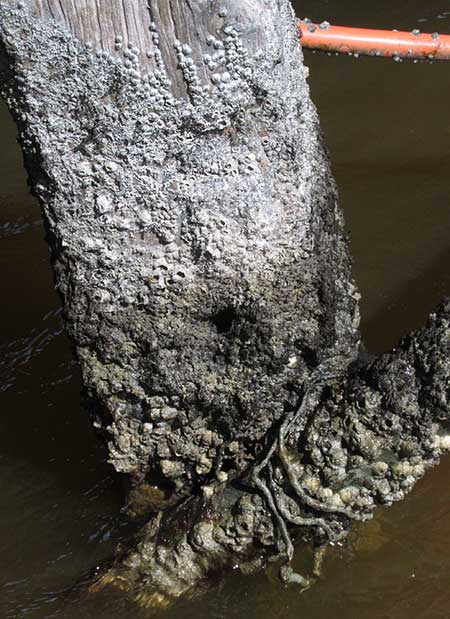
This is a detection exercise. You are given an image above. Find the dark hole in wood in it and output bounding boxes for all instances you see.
[210,307,237,334]
[302,345,319,369]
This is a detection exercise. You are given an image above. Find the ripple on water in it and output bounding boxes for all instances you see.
[0,218,42,239]
[0,308,64,393]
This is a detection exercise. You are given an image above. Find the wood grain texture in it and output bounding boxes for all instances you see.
[34,0,269,95]
[35,0,154,59]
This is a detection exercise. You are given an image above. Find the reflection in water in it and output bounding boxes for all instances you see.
[0,0,449,617]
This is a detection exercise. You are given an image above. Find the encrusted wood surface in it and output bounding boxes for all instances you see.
[1,0,449,606]
[34,0,268,96]
[0,0,357,524]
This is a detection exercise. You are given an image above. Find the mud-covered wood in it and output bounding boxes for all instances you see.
[90,300,450,604]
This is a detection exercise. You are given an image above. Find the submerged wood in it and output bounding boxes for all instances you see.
[0,0,448,606]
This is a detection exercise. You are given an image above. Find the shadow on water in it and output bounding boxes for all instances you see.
[0,0,450,617]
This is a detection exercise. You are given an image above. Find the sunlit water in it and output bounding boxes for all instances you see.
[1,1,449,617]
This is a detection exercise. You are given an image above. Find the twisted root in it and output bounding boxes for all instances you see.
[250,358,356,580]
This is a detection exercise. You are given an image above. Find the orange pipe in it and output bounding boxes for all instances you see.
[298,22,450,60]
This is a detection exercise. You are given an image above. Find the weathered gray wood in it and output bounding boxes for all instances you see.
[34,0,268,96]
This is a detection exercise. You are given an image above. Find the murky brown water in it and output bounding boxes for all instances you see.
[1,1,449,617]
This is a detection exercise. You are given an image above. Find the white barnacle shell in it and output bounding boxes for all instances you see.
[95,194,114,214]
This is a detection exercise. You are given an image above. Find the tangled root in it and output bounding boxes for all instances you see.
[250,358,356,579]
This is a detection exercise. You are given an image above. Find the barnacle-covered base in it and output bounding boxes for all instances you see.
[92,302,450,607]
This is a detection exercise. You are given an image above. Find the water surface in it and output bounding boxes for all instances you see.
[0,1,449,617]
